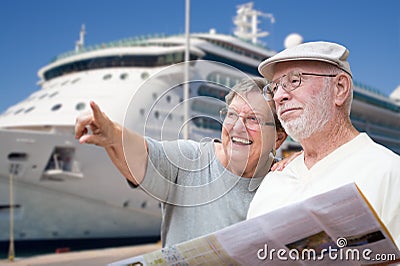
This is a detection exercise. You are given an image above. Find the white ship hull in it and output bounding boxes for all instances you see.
[0,128,162,240]
[1,4,399,255]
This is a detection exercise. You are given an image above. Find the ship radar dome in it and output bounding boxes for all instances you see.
[284,33,303,49]
[390,85,400,103]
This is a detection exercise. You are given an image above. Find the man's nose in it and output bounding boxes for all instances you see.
[273,85,290,104]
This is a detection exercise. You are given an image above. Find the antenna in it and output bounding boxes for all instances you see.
[75,24,86,52]
[233,2,275,45]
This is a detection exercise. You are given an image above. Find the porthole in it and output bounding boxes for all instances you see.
[51,104,62,111]
[14,108,24,115]
[39,94,48,99]
[71,78,81,84]
[103,74,112,80]
[75,102,86,111]
[141,72,149,80]
[120,73,128,80]
[24,106,35,113]
[49,91,59,98]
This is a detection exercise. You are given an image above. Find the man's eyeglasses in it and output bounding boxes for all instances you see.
[220,108,275,131]
[262,72,338,98]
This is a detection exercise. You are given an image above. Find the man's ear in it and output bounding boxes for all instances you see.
[334,73,352,107]
[275,130,287,150]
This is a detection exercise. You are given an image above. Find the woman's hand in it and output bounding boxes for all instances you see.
[75,101,120,147]
[271,151,302,171]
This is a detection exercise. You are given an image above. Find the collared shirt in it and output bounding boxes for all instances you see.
[247,133,400,248]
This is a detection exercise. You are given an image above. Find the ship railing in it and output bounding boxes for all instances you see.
[354,80,387,97]
[353,83,400,113]
[52,33,171,62]
[351,115,400,140]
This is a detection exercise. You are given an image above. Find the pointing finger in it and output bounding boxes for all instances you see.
[90,100,107,124]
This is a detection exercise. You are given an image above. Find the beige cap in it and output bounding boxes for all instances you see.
[258,41,352,80]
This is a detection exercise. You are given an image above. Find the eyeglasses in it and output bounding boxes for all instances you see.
[220,107,275,131]
[262,72,338,97]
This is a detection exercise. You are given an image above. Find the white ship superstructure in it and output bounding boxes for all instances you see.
[0,2,399,254]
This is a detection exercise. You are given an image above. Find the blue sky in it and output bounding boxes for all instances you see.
[0,0,399,113]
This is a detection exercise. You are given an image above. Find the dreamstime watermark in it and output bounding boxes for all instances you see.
[257,237,397,262]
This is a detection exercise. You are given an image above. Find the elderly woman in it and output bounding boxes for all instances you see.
[75,77,287,247]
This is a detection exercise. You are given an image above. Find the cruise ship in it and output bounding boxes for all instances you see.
[1,2,399,256]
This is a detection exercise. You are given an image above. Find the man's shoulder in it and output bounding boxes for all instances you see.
[360,133,400,164]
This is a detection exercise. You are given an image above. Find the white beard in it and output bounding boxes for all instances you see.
[279,82,333,142]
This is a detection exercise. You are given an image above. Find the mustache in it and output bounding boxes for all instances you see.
[277,103,303,114]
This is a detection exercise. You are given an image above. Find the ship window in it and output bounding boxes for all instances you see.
[206,73,240,89]
[120,73,128,80]
[75,102,86,111]
[192,116,222,131]
[61,80,69,86]
[198,84,228,101]
[71,78,81,84]
[191,99,224,115]
[103,74,112,80]
[139,108,145,116]
[152,93,158,100]
[43,53,200,81]
[42,147,83,181]
[175,52,183,62]
[51,104,62,111]
[44,147,75,172]
[0,204,23,220]
[167,113,173,120]
[14,108,24,115]
[166,95,171,103]
[49,91,59,98]
[39,94,48,99]
[24,106,35,113]
[154,111,160,119]
[8,152,28,161]
[165,53,174,64]
[156,56,165,65]
[141,72,149,80]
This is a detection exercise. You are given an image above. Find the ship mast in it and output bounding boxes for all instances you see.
[233,2,275,45]
[75,24,86,52]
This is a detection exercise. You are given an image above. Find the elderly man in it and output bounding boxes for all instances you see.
[247,41,400,248]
